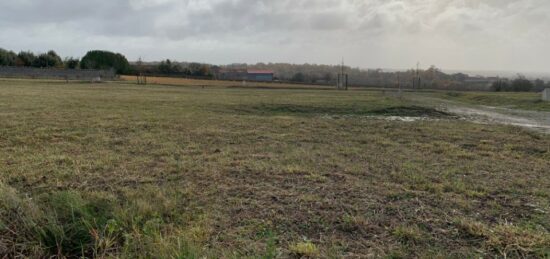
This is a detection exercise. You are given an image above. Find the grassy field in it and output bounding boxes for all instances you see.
[1,79,550,258]
[425,91,550,111]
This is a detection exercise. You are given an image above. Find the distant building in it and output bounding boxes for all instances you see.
[247,70,274,82]
[218,69,274,82]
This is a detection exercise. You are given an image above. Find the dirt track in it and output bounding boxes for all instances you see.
[408,94,550,133]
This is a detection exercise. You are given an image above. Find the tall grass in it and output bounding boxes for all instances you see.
[0,182,203,258]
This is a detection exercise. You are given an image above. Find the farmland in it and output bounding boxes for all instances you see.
[1,78,550,258]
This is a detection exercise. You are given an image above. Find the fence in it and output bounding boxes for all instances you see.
[0,67,116,81]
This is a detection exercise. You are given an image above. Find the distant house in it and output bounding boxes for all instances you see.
[247,70,274,82]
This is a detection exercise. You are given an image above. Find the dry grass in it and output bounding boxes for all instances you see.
[0,78,549,258]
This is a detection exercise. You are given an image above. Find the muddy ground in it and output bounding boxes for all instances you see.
[406,93,550,133]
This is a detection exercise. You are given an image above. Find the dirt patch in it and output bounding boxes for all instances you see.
[407,94,550,134]
[369,106,453,118]
[447,106,550,133]
[228,104,454,118]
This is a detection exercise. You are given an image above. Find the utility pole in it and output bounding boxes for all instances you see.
[416,62,421,91]
[397,73,401,95]
[337,58,348,90]
[137,56,147,85]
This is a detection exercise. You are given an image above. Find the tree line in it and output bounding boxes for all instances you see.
[0,49,65,68]
[0,48,130,74]
[2,47,549,91]
[132,59,215,78]
[491,76,548,92]
[145,61,550,92]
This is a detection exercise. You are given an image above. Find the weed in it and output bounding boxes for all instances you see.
[289,241,320,258]
[455,218,550,257]
[392,225,424,244]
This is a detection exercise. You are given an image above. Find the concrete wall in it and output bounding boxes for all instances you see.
[0,67,116,80]
[543,88,550,101]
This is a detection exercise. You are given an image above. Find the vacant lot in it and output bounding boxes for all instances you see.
[1,79,549,258]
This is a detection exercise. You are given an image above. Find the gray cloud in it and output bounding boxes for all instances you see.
[0,0,549,72]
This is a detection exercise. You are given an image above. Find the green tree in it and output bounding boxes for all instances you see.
[511,76,533,92]
[0,48,18,66]
[32,51,63,68]
[64,57,80,69]
[491,80,509,92]
[533,78,545,91]
[187,62,202,76]
[80,50,130,74]
[17,51,36,67]
[158,59,174,74]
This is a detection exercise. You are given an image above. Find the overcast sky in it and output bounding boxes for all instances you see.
[0,0,549,72]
